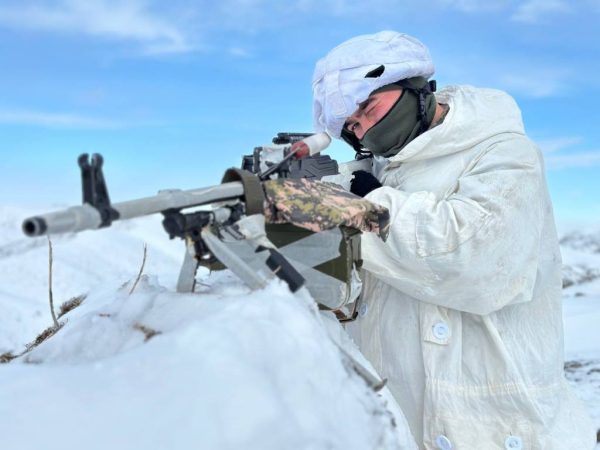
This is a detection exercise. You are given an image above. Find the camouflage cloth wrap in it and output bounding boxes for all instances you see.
[263,178,390,241]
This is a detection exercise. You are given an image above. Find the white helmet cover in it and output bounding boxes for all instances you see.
[312,31,435,139]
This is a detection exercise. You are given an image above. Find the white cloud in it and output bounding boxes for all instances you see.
[0,0,192,54]
[533,135,600,170]
[511,0,572,23]
[429,0,595,21]
[435,0,580,20]
[229,47,253,58]
[434,0,514,13]
[0,109,121,128]
[439,59,573,99]
[498,68,571,98]
[545,150,600,169]
[536,137,583,153]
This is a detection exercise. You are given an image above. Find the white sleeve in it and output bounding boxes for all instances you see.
[361,138,546,315]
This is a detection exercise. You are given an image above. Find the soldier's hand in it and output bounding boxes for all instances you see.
[350,170,382,197]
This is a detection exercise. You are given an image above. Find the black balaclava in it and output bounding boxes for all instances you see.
[342,77,437,157]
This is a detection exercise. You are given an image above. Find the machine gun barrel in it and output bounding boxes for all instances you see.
[22,181,245,237]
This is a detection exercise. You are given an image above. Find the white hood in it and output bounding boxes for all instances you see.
[387,85,526,164]
[312,31,435,139]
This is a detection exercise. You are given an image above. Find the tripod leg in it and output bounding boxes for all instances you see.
[201,228,270,291]
[176,245,198,293]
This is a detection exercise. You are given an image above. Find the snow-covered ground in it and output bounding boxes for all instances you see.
[0,206,416,450]
[559,225,600,445]
[1,205,599,448]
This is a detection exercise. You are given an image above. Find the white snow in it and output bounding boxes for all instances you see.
[2,205,599,449]
[0,206,416,450]
[559,225,600,443]
[561,227,600,358]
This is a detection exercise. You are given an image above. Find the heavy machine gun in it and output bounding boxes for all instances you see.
[22,133,386,321]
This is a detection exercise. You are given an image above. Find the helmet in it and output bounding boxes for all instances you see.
[312,31,435,139]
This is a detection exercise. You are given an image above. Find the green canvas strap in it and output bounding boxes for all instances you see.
[221,168,265,216]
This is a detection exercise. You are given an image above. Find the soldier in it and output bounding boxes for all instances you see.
[312,31,596,449]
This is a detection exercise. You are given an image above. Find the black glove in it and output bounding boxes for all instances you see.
[350,170,382,197]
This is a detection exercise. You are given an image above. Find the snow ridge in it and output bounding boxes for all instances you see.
[0,206,415,450]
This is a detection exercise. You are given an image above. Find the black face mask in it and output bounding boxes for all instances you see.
[341,77,437,157]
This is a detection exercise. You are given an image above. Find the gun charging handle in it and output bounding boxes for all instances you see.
[258,132,332,180]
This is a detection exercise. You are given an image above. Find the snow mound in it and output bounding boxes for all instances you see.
[0,206,182,353]
[560,230,600,254]
[565,359,600,429]
[562,264,600,289]
[560,229,600,290]
[0,272,412,450]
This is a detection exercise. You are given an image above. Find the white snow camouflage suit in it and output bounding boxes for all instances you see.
[346,85,596,449]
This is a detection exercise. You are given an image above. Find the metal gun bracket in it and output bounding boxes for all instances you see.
[78,153,119,227]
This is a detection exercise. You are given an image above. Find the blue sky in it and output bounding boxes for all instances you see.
[0,0,598,225]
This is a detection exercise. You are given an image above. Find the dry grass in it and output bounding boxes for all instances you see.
[3,241,151,364]
[129,243,148,295]
[58,294,87,319]
[48,237,59,328]
[0,352,17,364]
[1,238,87,364]
[26,323,64,351]
[133,323,161,342]
[1,322,65,364]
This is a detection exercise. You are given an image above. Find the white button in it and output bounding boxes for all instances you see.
[432,321,450,341]
[358,303,368,317]
[435,434,452,450]
[505,436,522,450]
